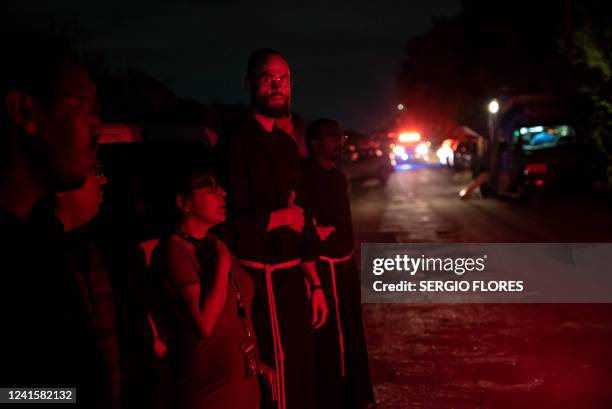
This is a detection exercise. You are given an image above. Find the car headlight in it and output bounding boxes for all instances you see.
[393,145,406,156]
[436,145,453,163]
[415,142,429,156]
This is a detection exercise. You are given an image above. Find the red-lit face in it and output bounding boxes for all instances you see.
[317,134,344,162]
[55,170,107,229]
[250,55,291,118]
[35,65,101,192]
[184,185,227,226]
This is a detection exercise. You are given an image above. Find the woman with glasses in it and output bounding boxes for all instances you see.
[150,169,271,409]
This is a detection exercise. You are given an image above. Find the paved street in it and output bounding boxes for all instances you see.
[351,166,612,408]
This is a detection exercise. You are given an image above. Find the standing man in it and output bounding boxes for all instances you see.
[217,48,327,409]
[55,161,159,409]
[301,119,377,409]
[0,30,107,406]
[54,163,122,409]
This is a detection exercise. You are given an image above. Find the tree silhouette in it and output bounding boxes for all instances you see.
[567,0,612,186]
[397,0,570,137]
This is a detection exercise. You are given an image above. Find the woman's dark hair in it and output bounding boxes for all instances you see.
[175,168,219,199]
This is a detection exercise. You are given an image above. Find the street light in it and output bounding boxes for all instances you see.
[488,99,499,114]
[487,98,499,191]
[397,103,405,111]
[487,99,499,144]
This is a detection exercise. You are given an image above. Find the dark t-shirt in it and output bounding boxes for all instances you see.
[216,114,320,264]
[150,233,260,409]
[0,202,108,408]
[301,159,354,258]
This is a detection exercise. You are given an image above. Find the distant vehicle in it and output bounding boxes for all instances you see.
[388,131,432,164]
[487,94,606,197]
[511,124,605,194]
[436,139,456,167]
[453,140,477,171]
[340,133,394,186]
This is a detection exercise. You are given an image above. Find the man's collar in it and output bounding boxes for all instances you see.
[174,229,206,246]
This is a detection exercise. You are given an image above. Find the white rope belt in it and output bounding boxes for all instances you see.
[319,252,353,377]
[237,258,301,409]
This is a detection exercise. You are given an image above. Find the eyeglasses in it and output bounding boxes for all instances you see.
[191,179,226,197]
[204,183,226,197]
[208,186,226,197]
[256,74,292,88]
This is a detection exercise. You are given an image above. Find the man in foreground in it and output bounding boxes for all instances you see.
[0,30,108,406]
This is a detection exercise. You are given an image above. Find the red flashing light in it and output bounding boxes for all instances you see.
[398,132,421,143]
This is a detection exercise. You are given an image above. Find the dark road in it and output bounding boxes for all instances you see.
[352,166,612,409]
[351,165,612,244]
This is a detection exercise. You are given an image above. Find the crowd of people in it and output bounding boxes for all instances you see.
[0,31,376,409]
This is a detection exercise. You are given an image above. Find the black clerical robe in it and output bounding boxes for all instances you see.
[219,114,320,409]
[301,159,376,409]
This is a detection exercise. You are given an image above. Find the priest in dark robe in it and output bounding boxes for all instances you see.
[301,118,377,409]
[215,48,328,409]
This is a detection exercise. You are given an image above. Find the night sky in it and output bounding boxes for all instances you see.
[6,0,461,131]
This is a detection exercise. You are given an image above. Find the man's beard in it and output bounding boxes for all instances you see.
[251,93,290,119]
